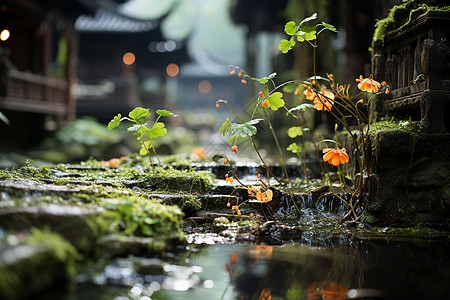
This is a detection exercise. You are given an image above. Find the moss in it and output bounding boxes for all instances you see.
[17,165,52,179]
[0,170,11,180]
[369,117,415,133]
[164,194,203,213]
[25,227,78,276]
[101,197,185,242]
[0,228,77,299]
[373,0,450,44]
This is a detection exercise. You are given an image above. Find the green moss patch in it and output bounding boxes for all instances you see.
[373,0,450,44]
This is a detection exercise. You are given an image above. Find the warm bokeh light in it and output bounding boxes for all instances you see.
[122,52,135,65]
[198,79,212,94]
[166,63,179,77]
[0,29,10,41]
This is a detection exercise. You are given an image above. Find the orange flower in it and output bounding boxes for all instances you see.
[103,158,121,166]
[302,84,316,101]
[294,86,301,95]
[313,88,334,111]
[231,145,238,153]
[259,91,264,97]
[259,287,272,300]
[230,70,235,76]
[191,147,207,159]
[261,99,268,107]
[241,79,247,84]
[356,75,381,93]
[322,148,349,166]
[256,189,273,203]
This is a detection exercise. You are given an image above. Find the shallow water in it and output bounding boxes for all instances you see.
[41,236,450,300]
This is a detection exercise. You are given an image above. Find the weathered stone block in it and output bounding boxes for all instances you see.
[365,130,450,229]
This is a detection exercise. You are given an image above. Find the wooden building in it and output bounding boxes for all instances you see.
[0,0,98,148]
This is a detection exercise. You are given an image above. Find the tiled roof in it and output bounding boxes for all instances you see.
[75,9,157,33]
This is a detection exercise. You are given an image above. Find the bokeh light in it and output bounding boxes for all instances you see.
[122,52,135,65]
[198,79,212,94]
[166,63,179,77]
[0,29,10,41]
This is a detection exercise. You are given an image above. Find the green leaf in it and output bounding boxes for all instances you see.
[228,119,263,139]
[252,72,277,84]
[156,109,177,117]
[107,114,121,130]
[220,118,231,136]
[282,83,299,93]
[287,126,303,138]
[148,122,167,138]
[263,85,269,95]
[300,26,316,41]
[321,22,337,32]
[287,103,315,115]
[279,39,295,54]
[228,123,256,138]
[139,146,148,156]
[284,21,298,35]
[287,143,301,154]
[139,140,151,155]
[266,92,285,111]
[129,107,150,120]
[228,136,237,145]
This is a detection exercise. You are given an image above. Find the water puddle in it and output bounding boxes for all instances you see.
[39,237,449,300]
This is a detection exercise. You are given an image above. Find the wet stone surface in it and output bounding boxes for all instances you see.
[0,160,449,299]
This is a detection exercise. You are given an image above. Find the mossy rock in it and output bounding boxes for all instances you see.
[0,228,77,300]
[0,205,112,253]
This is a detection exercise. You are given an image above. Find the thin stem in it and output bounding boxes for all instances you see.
[262,108,290,181]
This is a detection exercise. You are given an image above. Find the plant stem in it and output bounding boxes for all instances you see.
[262,108,290,181]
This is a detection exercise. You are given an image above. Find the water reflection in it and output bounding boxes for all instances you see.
[176,239,449,300]
[39,238,449,300]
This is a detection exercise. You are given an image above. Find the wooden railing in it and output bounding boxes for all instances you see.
[0,69,72,118]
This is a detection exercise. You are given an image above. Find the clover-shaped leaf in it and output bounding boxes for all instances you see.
[279,39,295,54]
[287,142,302,154]
[148,122,167,138]
[287,126,303,138]
[129,107,150,121]
[139,141,151,156]
[284,21,298,35]
[299,26,316,41]
[107,114,122,130]
[266,92,285,111]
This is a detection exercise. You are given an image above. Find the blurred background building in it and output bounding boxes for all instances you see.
[0,0,402,154]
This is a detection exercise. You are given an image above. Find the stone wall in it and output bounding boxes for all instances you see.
[364,129,450,229]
